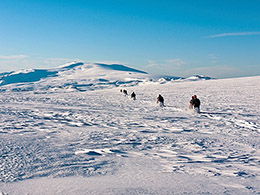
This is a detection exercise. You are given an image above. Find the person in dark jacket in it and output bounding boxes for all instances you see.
[157,94,165,107]
[123,89,128,96]
[189,95,200,113]
[131,92,136,100]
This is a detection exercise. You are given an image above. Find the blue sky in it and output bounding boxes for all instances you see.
[0,0,260,78]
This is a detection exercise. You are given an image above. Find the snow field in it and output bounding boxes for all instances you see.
[0,76,260,194]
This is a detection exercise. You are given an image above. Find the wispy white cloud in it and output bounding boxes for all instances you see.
[183,66,243,78]
[144,58,188,76]
[39,57,81,66]
[208,54,217,63]
[0,55,29,60]
[146,60,158,67]
[206,32,260,38]
[146,58,186,68]
[0,56,79,72]
[208,54,217,59]
[164,58,186,66]
[95,60,128,65]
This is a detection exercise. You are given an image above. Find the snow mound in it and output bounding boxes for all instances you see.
[185,75,212,81]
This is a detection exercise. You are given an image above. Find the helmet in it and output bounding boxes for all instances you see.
[193,95,196,98]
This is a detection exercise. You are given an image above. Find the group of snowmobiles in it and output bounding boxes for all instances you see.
[120,89,200,113]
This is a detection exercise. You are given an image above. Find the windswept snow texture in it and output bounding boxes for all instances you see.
[0,74,260,194]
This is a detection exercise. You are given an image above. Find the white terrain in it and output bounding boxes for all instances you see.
[0,62,260,194]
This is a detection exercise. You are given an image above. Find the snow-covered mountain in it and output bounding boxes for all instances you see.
[0,62,212,92]
[0,62,147,92]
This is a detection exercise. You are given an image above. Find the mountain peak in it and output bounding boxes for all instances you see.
[58,62,84,70]
[0,62,213,92]
[0,62,149,92]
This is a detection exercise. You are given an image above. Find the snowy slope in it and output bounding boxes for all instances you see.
[0,62,150,92]
[0,74,260,194]
[0,62,212,92]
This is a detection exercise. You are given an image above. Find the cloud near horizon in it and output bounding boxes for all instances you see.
[0,56,79,72]
[147,58,186,68]
[206,32,260,38]
[0,55,29,60]
[165,59,186,66]
[208,54,217,64]
[182,65,245,78]
[94,60,128,65]
[146,60,157,67]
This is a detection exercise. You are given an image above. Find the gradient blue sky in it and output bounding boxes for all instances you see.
[1,0,260,78]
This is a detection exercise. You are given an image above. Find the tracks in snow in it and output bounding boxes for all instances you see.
[0,82,260,187]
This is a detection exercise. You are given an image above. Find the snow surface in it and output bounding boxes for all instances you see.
[0,63,260,194]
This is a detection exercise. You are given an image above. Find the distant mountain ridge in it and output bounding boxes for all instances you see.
[0,62,212,92]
